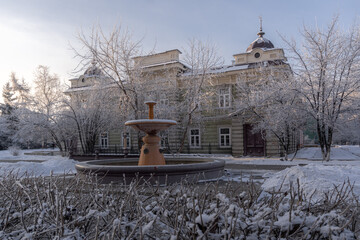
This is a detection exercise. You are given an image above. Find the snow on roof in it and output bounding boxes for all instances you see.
[256,37,271,44]
[64,85,94,93]
[133,49,182,59]
[246,36,275,52]
[181,64,249,77]
[233,48,283,57]
[64,81,117,93]
[140,60,186,69]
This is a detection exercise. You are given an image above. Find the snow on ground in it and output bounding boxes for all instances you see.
[260,146,360,201]
[0,148,61,161]
[337,145,360,156]
[262,164,360,202]
[0,146,360,202]
[223,146,360,165]
[291,145,360,160]
[0,148,76,176]
[220,146,360,200]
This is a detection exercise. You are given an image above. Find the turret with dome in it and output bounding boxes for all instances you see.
[65,61,111,92]
[246,18,275,52]
[232,18,286,66]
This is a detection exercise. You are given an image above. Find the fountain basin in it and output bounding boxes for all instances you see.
[125,119,177,135]
[75,158,225,184]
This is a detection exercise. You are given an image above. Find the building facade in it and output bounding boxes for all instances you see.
[66,28,301,157]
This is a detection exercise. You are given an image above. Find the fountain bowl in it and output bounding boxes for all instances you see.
[75,158,225,184]
[125,119,176,135]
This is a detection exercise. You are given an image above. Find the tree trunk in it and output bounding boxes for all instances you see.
[316,119,328,161]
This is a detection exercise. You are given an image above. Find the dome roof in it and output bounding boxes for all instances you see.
[84,64,103,76]
[246,29,274,52]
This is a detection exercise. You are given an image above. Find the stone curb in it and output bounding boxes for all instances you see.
[225,164,295,171]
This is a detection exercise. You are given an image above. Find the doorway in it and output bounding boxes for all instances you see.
[243,124,265,156]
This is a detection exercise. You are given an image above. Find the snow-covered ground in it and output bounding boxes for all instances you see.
[224,146,360,199]
[0,148,76,176]
[262,164,360,202]
[0,146,360,200]
[291,145,360,160]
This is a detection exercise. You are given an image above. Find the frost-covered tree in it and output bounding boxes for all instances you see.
[0,73,30,148]
[73,26,222,153]
[73,25,146,120]
[176,39,223,152]
[332,112,360,144]
[14,66,71,151]
[72,25,154,149]
[235,65,305,160]
[63,83,120,154]
[281,16,360,161]
[0,82,16,149]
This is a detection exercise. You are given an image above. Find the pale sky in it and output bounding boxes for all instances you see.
[0,0,359,102]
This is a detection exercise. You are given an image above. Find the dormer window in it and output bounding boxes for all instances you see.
[254,52,261,58]
[81,78,85,83]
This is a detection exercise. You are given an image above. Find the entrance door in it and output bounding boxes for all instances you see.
[244,124,265,156]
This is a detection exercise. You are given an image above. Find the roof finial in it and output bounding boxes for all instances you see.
[257,16,265,38]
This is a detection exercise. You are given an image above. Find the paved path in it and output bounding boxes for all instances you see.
[224,163,295,182]
[225,163,293,171]
[0,159,44,163]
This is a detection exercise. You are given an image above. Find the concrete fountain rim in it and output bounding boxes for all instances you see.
[75,158,225,174]
[125,119,177,125]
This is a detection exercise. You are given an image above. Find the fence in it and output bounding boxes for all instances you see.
[93,145,139,155]
[78,143,232,155]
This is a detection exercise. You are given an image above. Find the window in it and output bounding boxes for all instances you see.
[122,132,131,149]
[219,87,231,108]
[160,99,169,106]
[219,128,231,148]
[190,129,201,148]
[100,132,108,149]
[254,52,261,58]
[160,134,168,148]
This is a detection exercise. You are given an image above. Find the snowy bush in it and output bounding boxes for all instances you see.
[0,173,358,239]
[8,146,20,156]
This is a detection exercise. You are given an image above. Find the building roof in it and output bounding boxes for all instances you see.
[83,64,104,76]
[181,63,249,77]
[246,24,274,52]
[133,49,182,60]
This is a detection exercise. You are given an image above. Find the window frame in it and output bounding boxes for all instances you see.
[218,86,231,108]
[218,127,231,148]
[160,134,169,149]
[100,132,109,149]
[160,98,169,106]
[189,128,201,148]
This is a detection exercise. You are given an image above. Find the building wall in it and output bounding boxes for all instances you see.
[68,47,299,157]
[231,117,244,156]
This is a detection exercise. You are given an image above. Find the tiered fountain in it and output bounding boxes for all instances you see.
[75,101,225,184]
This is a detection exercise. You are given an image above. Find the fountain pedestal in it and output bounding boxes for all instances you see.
[139,135,165,165]
[125,101,176,166]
